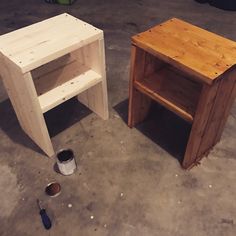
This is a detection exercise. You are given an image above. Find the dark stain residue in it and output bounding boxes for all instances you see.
[126,22,138,27]
[182,176,198,188]
[124,22,139,32]
[221,218,234,225]
[86,202,95,212]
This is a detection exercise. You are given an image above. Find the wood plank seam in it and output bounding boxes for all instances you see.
[214,68,236,143]
[182,82,220,168]
[193,79,224,164]
[195,66,236,162]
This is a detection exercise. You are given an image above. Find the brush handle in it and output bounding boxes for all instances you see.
[39,209,52,230]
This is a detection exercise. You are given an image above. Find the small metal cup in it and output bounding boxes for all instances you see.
[56,149,77,175]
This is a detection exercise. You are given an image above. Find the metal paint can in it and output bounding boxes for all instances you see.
[56,149,77,175]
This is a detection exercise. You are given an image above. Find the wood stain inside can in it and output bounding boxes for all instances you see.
[45,182,61,197]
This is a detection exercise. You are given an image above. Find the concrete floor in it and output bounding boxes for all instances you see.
[0,0,236,235]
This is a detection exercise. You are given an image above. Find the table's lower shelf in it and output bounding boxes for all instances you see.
[38,69,102,113]
[134,67,202,123]
[32,56,102,113]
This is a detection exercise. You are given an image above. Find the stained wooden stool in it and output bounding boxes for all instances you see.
[0,13,109,157]
[128,18,236,169]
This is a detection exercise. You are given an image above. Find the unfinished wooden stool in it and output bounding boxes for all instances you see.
[0,13,108,157]
[128,18,236,169]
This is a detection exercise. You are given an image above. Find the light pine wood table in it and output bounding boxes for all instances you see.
[0,13,109,157]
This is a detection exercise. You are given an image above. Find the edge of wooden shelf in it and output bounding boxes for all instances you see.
[134,80,194,123]
[38,69,102,113]
[133,66,202,123]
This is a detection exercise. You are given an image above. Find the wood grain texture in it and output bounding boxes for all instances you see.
[213,66,236,144]
[132,18,236,84]
[0,13,108,157]
[33,59,89,96]
[76,39,109,120]
[129,87,152,127]
[182,82,219,169]
[134,67,201,122]
[31,39,108,116]
[128,46,152,127]
[39,69,102,113]
[0,55,54,156]
[129,18,236,169]
[0,53,28,133]
[0,13,103,73]
[196,68,236,159]
[31,53,74,79]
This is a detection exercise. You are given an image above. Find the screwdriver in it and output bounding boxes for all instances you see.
[37,199,52,230]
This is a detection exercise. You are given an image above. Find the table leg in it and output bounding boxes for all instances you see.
[128,45,151,127]
[183,67,236,169]
[183,82,219,169]
[1,59,54,157]
[77,39,109,120]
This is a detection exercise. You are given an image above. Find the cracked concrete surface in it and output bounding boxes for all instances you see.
[0,0,236,235]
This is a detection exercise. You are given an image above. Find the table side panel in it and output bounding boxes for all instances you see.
[183,81,220,169]
[128,46,152,127]
[76,39,109,120]
[0,53,29,133]
[0,54,54,156]
[214,68,236,143]
[196,68,236,159]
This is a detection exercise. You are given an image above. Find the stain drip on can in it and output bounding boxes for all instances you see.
[56,149,77,176]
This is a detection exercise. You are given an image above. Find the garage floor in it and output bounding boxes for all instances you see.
[0,1,236,235]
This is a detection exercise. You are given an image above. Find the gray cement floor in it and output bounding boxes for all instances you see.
[0,0,236,235]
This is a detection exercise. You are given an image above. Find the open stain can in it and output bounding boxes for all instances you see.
[56,149,77,175]
[45,182,61,197]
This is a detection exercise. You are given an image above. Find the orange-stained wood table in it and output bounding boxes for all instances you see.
[128,18,236,169]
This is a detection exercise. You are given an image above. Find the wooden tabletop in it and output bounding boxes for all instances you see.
[132,18,236,84]
[0,13,103,73]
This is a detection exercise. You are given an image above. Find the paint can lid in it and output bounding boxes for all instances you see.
[45,182,61,197]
